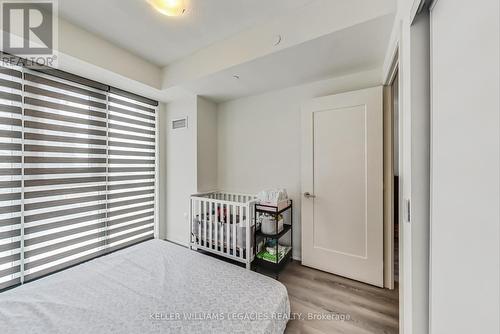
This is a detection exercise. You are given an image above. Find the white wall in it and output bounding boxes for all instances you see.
[165,96,198,246]
[429,1,500,333]
[217,69,382,260]
[164,96,219,245]
[197,97,218,192]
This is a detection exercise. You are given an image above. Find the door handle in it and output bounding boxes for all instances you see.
[304,192,316,199]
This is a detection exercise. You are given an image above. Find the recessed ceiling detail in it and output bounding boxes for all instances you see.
[58,0,314,66]
[182,14,395,102]
[57,0,396,102]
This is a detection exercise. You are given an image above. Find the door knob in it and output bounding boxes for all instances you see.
[304,192,316,199]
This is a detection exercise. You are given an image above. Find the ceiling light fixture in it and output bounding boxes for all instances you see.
[148,0,187,17]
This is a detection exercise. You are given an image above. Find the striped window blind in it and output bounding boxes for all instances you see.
[22,69,109,281]
[0,63,23,290]
[0,59,157,289]
[106,90,156,252]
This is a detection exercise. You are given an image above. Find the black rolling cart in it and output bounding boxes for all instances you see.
[252,200,293,278]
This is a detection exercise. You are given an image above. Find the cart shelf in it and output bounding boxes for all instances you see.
[256,224,292,239]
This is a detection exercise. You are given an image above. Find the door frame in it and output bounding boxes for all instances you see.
[384,37,407,333]
[383,60,399,291]
[382,1,430,333]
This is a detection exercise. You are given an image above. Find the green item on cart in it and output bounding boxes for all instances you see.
[256,246,290,263]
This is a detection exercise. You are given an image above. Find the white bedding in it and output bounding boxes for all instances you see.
[0,240,290,334]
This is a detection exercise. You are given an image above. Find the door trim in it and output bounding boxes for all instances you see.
[383,84,394,290]
[383,50,400,290]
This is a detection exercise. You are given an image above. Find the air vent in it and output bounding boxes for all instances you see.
[172,117,188,129]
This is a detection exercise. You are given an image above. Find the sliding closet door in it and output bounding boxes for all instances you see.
[106,90,156,252]
[0,63,23,289]
[21,69,109,281]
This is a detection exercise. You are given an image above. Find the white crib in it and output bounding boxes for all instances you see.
[190,191,256,269]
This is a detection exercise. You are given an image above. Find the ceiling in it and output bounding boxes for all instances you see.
[58,0,314,66]
[182,14,394,102]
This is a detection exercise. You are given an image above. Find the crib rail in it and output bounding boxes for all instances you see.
[190,192,256,268]
[193,191,255,204]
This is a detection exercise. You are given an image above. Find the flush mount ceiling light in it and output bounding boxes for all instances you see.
[148,0,187,17]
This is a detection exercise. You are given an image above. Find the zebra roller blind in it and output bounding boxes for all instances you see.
[22,69,110,281]
[0,63,23,290]
[0,61,157,288]
[106,90,156,252]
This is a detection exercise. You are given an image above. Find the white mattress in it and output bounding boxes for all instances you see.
[0,240,290,334]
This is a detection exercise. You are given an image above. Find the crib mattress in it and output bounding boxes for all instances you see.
[0,240,289,334]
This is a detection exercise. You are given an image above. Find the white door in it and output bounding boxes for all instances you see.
[301,86,383,287]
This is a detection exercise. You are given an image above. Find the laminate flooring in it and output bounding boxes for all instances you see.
[280,261,399,334]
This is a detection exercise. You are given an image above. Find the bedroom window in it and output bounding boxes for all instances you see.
[0,60,157,289]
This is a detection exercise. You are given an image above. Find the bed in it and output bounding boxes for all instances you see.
[0,239,290,334]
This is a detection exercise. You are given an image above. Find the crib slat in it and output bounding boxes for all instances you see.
[245,203,251,260]
[211,201,215,249]
[226,204,230,255]
[198,200,203,246]
[213,202,218,251]
[206,200,209,249]
[215,201,219,250]
[233,205,237,256]
[190,199,195,247]
[197,199,201,247]
[241,206,245,259]
[240,205,244,258]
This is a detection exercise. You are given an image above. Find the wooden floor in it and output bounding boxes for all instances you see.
[279,261,399,334]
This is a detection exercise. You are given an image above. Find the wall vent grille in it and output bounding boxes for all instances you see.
[172,117,188,129]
